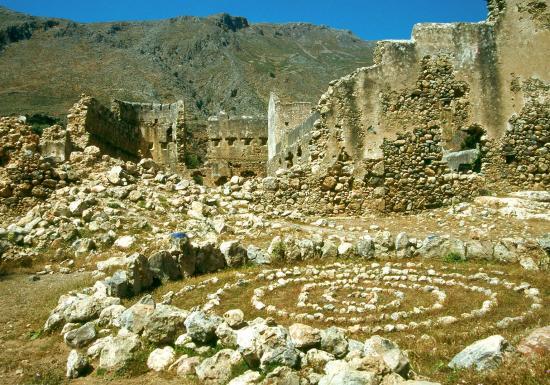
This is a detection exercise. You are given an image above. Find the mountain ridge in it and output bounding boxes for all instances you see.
[0,6,375,118]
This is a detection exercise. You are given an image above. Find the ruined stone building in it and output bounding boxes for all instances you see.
[264,0,549,213]
[67,96,184,170]
[267,93,318,175]
[205,112,268,185]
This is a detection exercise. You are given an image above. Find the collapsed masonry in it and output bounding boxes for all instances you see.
[263,0,549,214]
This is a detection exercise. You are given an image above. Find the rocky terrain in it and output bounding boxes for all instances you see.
[0,114,548,385]
[0,6,375,119]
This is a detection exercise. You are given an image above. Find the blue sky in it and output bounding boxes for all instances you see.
[0,0,488,40]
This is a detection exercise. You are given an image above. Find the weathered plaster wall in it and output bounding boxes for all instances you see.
[268,93,313,161]
[206,113,267,184]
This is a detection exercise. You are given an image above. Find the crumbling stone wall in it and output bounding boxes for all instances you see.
[67,95,184,170]
[39,124,69,162]
[262,0,549,213]
[0,117,71,206]
[483,78,550,189]
[267,111,320,175]
[205,113,268,185]
[111,99,184,170]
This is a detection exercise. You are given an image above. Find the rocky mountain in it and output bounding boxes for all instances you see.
[0,6,375,118]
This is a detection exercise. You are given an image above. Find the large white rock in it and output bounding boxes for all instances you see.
[114,235,136,249]
[318,368,377,385]
[363,335,409,377]
[227,370,262,385]
[147,346,176,371]
[66,350,89,378]
[99,331,141,370]
[195,348,244,384]
[289,323,321,350]
[448,335,511,371]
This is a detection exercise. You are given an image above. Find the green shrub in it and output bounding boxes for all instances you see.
[184,153,201,169]
[443,252,464,263]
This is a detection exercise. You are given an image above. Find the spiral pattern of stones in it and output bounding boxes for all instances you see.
[171,261,542,334]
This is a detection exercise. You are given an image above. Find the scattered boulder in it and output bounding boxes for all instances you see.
[142,304,188,344]
[247,245,271,265]
[99,331,141,370]
[196,348,245,385]
[184,311,221,344]
[149,251,182,282]
[320,327,348,358]
[126,253,154,295]
[220,240,247,267]
[303,348,335,372]
[195,241,227,274]
[363,335,410,377]
[228,370,262,385]
[66,350,90,379]
[176,355,202,376]
[448,335,511,371]
[64,321,97,348]
[318,364,377,385]
[114,235,135,250]
[118,297,156,334]
[224,309,246,329]
[147,346,176,371]
[288,323,321,350]
[517,326,550,356]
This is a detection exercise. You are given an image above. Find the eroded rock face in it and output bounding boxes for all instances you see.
[448,335,511,371]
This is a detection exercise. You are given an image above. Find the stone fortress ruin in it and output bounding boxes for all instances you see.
[66,96,184,171]
[50,0,548,215]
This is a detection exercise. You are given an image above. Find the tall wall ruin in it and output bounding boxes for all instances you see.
[267,93,318,175]
[263,0,549,213]
[205,113,268,185]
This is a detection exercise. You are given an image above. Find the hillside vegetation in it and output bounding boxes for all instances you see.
[0,6,375,118]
